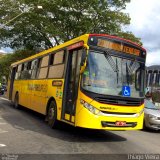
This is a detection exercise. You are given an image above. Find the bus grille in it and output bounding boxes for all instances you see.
[95,97,143,106]
[101,111,136,115]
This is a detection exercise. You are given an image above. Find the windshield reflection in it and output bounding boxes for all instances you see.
[81,50,145,98]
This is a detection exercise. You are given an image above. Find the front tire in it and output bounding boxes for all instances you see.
[47,101,58,128]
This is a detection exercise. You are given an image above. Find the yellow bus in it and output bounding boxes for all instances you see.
[7,34,146,130]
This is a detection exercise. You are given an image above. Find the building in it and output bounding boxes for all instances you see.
[146,65,160,88]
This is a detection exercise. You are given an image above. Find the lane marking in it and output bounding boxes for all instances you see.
[0,144,6,147]
[0,98,9,135]
[0,123,6,125]
[0,131,8,133]
[0,118,8,133]
[0,97,10,101]
[0,128,8,133]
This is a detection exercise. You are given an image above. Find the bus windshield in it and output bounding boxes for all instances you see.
[81,50,145,98]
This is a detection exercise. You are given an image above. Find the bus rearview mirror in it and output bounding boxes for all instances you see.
[135,69,140,91]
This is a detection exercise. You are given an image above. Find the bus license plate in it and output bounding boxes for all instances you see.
[115,121,126,126]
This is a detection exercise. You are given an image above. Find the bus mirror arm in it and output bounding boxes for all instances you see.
[80,61,87,74]
[80,45,88,74]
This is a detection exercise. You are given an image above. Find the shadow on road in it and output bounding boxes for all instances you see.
[141,128,160,133]
[1,100,127,143]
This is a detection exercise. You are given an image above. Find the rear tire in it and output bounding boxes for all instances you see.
[47,101,58,128]
[14,93,20,109]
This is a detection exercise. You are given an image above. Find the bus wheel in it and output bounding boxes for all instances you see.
[47,101,58,128]
[14,93,20,109]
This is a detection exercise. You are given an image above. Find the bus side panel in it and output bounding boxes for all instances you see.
[12,80,22,102]
[12,79,48,115]
[19,80,30,107]
[46,79,65,120]
[29,79,48,114]
[6,80,11,99]
[10,78,64,119]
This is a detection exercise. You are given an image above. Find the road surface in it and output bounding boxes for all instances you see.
[0,97,159,159]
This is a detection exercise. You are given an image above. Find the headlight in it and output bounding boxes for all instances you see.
[135,109,144,117]
[80,99,101,115]
[149,114,158,119]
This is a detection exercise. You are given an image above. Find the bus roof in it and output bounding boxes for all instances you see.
[11,34,89,67]
[11,33,146,67]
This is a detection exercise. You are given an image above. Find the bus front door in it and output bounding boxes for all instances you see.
[62,49,82,123]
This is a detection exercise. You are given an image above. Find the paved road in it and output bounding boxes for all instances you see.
[0,97,160,159]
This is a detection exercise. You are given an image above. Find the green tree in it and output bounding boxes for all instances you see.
[0,50,35,81]
[0,0,142,52]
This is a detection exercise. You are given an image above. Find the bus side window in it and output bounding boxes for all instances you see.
[49,53,55,65]
[21,64,24,71]
[21,62,31,79]
[37,56,49,79]
[48,50,65,78]
[27,61,32,79]
[31,59,40,79]
[15,64,22,80]
[15,66,18,80]
[53,50,64,65]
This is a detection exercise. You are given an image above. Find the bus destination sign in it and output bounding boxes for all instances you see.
[97,39,140,56]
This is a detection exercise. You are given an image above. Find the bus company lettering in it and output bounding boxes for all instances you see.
[100,106,117,111]
[28,84,48,92]
[97,39,140,56]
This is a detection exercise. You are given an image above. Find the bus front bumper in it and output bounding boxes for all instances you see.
[75,108,144,130]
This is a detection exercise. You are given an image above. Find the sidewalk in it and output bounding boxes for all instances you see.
[0,92,7,99]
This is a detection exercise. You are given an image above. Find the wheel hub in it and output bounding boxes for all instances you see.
[49,107,54,119]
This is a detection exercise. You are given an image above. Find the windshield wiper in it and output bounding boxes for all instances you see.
[104,51,118,72]
[104,51,119,84]
[128,61,138,74]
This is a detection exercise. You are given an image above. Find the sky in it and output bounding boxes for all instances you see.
[125,0,160,66]
[0,50,6,53]
[0,47,13,53]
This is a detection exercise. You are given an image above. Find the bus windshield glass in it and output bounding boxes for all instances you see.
[81,50,145,98]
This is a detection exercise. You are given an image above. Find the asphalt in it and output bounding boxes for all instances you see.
[0,96,160,160]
